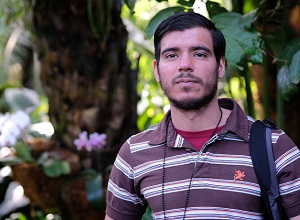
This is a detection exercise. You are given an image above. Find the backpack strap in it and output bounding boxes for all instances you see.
[250,119,287,220]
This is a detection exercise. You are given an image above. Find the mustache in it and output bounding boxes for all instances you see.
[172,72,203,84]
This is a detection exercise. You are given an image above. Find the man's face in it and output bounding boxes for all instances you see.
[153,27,225,111]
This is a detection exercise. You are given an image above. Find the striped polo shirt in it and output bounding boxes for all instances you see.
[106,98,300,219]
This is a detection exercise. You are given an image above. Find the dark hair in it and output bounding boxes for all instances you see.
[154,12,226,64]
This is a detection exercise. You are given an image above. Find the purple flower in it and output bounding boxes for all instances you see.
[74,131,89,151]
[74,131,107,152]
[89,133,107,150]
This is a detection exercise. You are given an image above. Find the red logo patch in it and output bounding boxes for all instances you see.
[234,170,245,181]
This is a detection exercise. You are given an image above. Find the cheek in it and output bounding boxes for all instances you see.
[158,63,176,76]
[155,65,171,81]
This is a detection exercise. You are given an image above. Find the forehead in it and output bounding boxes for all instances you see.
[160,27,213,52]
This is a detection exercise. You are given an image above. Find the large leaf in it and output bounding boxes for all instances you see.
[277,65,298,101]
[239,9,257,31]
[289,50,300,84]
[212,12,263,69]
[145,6,187,39]
[4,87,40,113]
[223,37,245,70]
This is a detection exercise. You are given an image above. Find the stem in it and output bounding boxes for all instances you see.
[276,0,289,129]
[277,87,284,129]
[262,55,270,118]
[244,69,255,118]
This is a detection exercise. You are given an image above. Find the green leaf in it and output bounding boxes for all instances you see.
[211,12,263,69]
[289,50,300,84]
[211,12,241,28]
[13,142,35,162]
[86,172,104,210]
[223,37,244,70]
[244,39,263,64]
[141,207,153,220]
[277,65,298,101]
[145,6,186,39]
[239,9,257,30]
[42,159,71,177]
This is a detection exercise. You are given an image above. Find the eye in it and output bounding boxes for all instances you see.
[194,52,207,58]
[165,53,178,59]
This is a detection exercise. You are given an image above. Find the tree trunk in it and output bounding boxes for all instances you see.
[30,0,138,157]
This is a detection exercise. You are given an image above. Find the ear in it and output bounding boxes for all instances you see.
[153,60,160,82]
[217,57,226,79]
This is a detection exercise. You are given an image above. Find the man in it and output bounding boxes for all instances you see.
[105,12,300,219]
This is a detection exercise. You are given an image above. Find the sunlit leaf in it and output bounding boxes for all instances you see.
[277,65,298,101]
[289,50,300,84]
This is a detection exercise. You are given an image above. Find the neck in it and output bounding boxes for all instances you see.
[170,99,225,131]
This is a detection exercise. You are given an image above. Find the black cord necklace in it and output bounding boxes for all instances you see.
[162,107,223,220]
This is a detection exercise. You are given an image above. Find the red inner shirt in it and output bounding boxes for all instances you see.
[175,126,223,151]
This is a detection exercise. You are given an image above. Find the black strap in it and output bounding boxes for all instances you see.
[250,119,287,220]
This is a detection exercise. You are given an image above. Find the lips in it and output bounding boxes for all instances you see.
[174,77,200,84]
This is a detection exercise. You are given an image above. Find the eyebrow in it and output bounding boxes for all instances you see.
[161,45,212,55]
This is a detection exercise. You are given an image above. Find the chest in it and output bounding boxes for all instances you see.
[134,140,262,214]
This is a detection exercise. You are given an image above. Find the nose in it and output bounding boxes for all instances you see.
[178,54,193,72]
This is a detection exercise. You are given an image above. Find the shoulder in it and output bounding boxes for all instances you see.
[128,124,161,144]
[117,122,163,158]
[271,128,298,156]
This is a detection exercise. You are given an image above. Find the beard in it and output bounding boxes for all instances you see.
[158,71,218,111]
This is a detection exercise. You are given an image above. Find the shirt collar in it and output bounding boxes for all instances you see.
[148,98,250,147]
